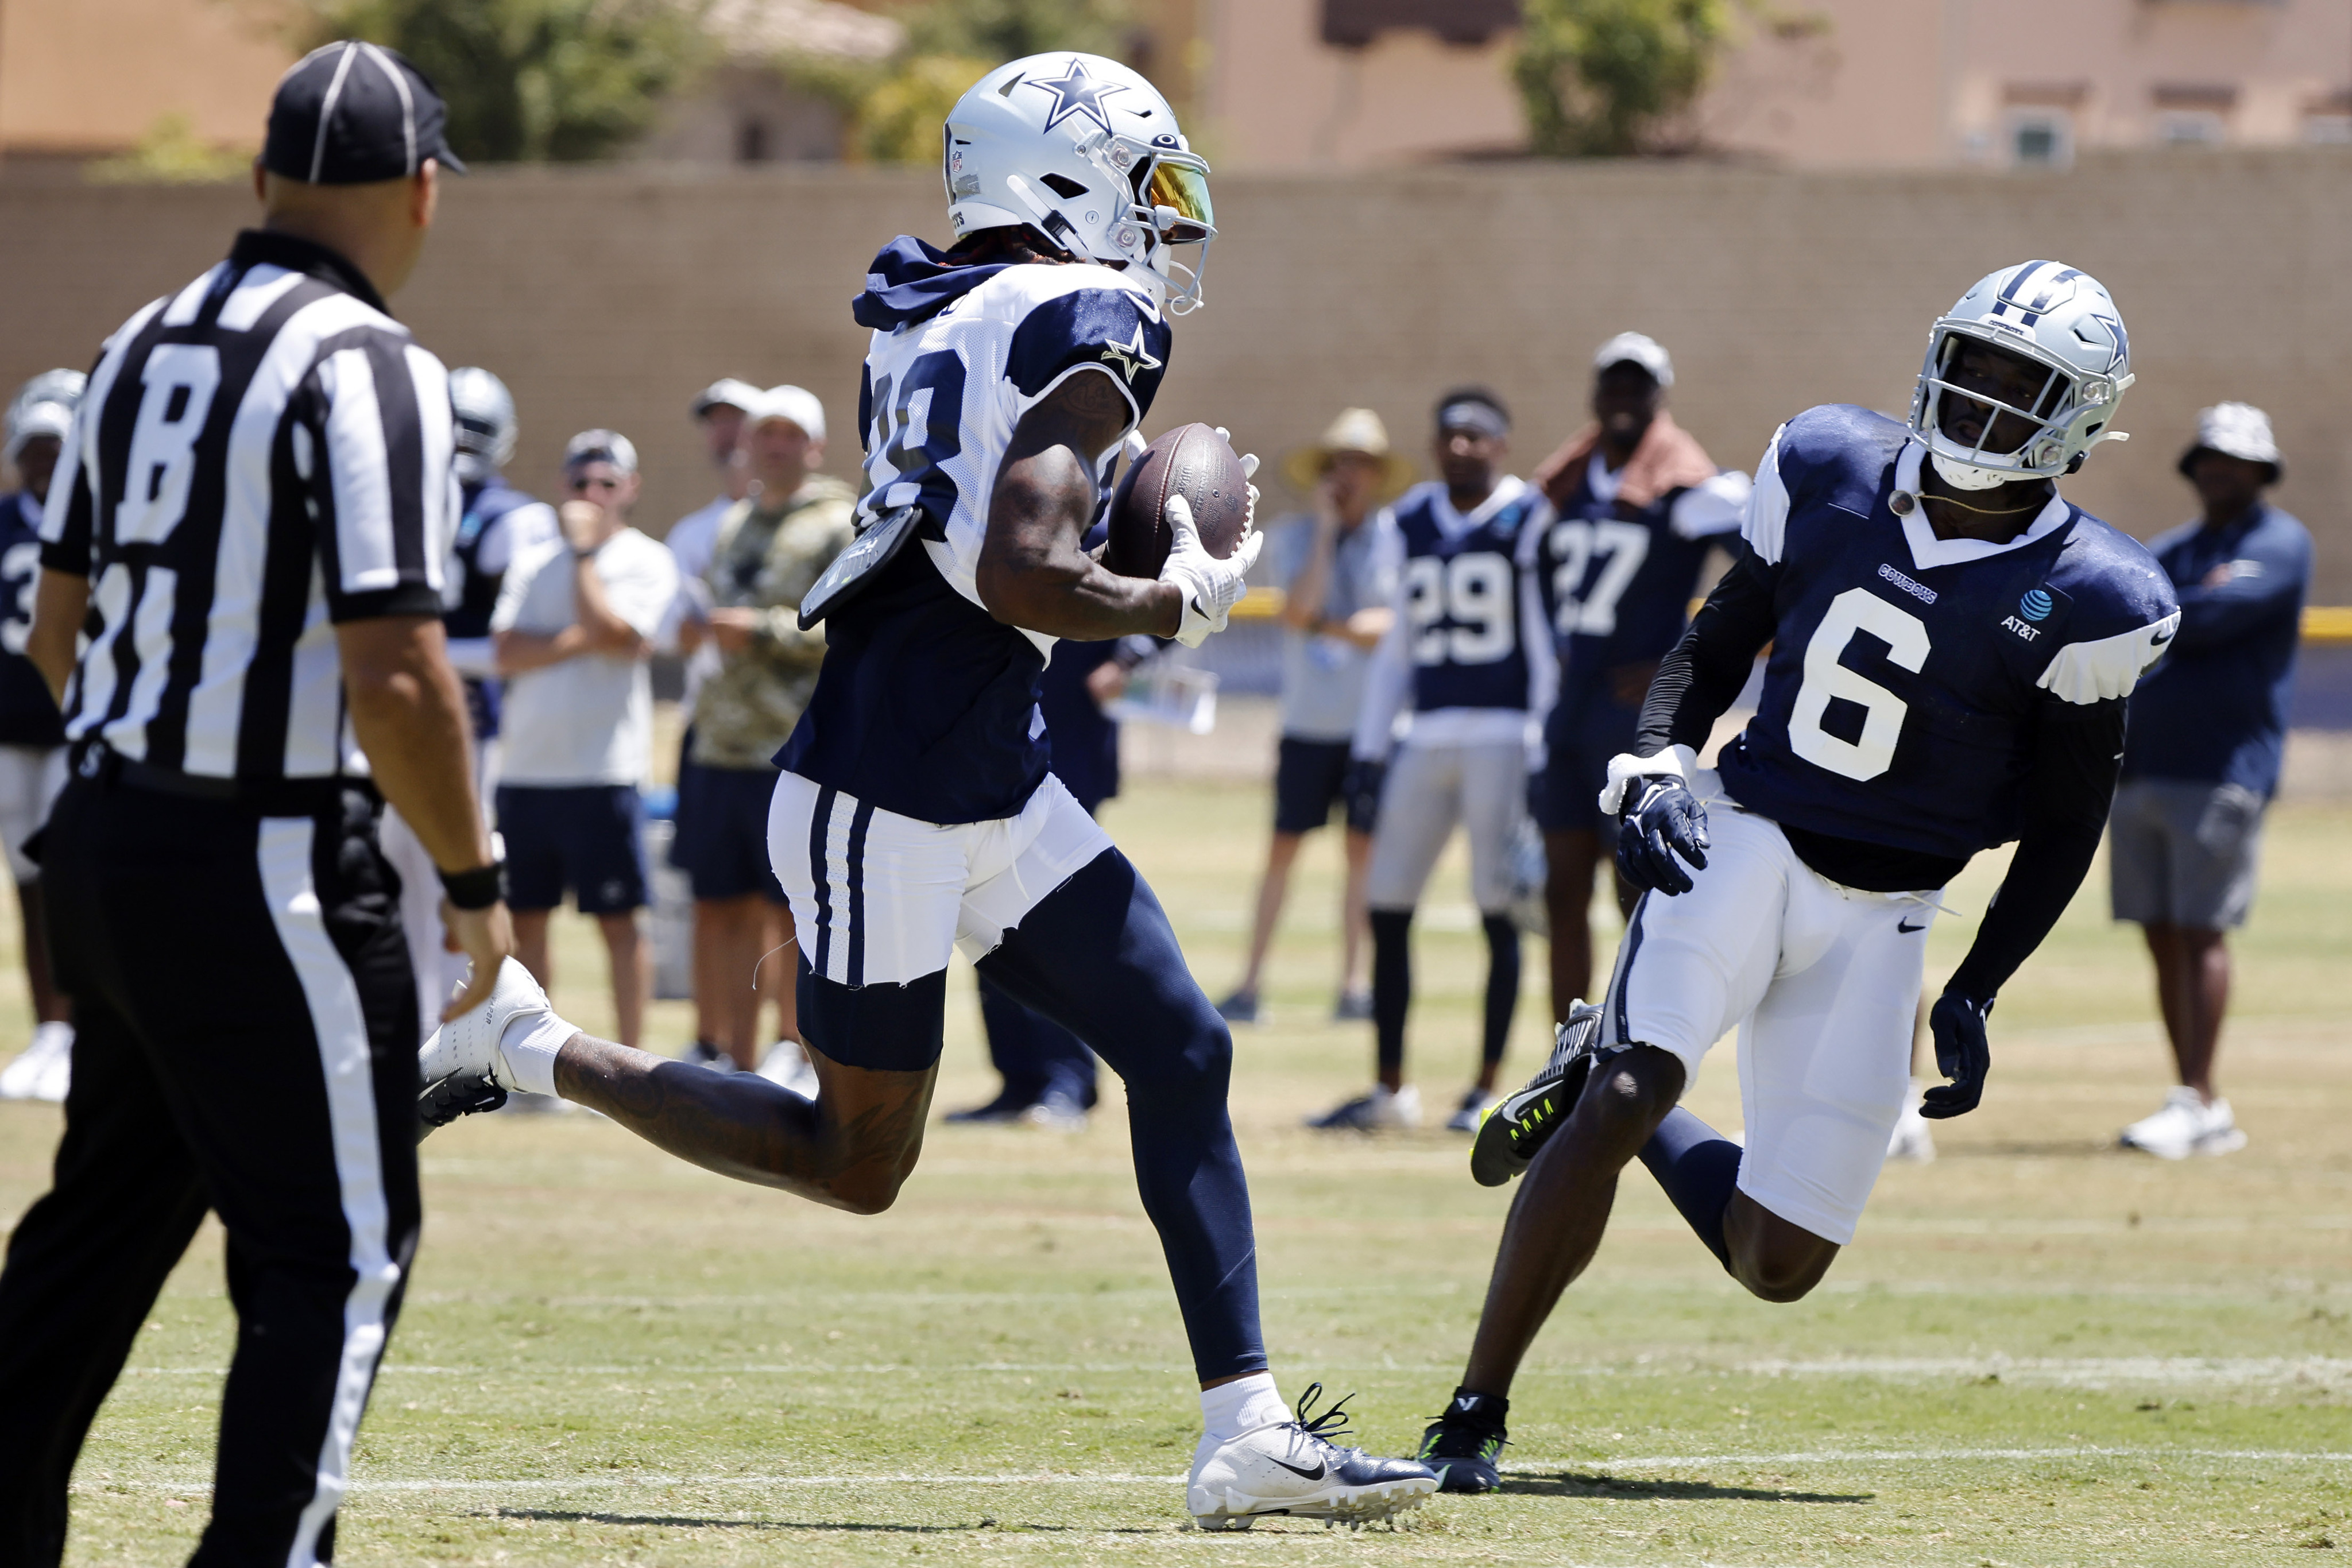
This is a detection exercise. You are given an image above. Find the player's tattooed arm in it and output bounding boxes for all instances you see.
[979,367,1185,640]
[1634,546,1780,757]
[555,1036,934,1214]
[1945,695,2127,1003]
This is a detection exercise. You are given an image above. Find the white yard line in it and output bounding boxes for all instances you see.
[121,1355,2352,1384]
[80,1446,2352,1500]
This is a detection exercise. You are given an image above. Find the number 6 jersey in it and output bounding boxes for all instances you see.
[1715,404,2180,861]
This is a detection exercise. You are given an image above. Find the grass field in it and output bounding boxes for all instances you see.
[3,777,2349,1566]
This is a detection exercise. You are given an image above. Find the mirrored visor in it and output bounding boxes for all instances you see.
[1144,157,1214,240]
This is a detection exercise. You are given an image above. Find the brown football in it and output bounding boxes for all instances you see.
[1102,423,1250,580]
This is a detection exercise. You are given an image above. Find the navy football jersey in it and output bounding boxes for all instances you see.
[1715,405,2179,861]
[1391,477,1549,713]
[1535,454,1744,691]
[0,491,64,747]
[779,238,1171,825]
[445,477,557,641]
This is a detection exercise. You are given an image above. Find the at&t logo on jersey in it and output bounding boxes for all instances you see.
[2001,586,2058,642]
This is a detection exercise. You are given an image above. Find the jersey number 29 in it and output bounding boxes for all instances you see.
[1405,551,1514,665]
[1789,587,1929,781]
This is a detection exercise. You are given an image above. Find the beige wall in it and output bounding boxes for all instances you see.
[1197,0,1523,169]
[1195,0,2352,169]
[2,154,2346,595]
[0,0,292,156]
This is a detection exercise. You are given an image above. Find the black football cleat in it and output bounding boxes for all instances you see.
[1471,1001,1608,1187]
[1418,1388,1510,1494]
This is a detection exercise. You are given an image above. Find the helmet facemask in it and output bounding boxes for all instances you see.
[1906,260,2134,490]
[1057,130,1215,313]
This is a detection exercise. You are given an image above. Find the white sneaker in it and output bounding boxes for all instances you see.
[2118,1086,2245,1160]
[0,1021,72,1102]
[1306,1083,1421,1131]
[755,1039,819,1098]
[417,958,551,1134]
[1187,1388,1439,1530]
[2194,1096,2247,1156]
[1444,1089,1502,1134]
[1886,1093,1936,1163]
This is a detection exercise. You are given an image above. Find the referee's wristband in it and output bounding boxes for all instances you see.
[439,861,508,911]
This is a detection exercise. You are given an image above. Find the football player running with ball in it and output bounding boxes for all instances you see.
[417,53,1437,1529]
[1418,264,2180,1491]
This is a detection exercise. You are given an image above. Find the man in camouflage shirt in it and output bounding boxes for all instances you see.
[675,386,854,1069]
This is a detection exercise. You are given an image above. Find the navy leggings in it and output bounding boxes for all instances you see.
[802,848,1266,1383]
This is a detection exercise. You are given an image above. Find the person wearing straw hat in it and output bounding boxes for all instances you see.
[1216,408,1409,1026]
[2110,402,2310,1160]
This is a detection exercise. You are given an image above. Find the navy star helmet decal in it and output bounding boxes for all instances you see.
[2088,312,2131,374]
[1098,323,1162,384]
[1022,57,1128,137]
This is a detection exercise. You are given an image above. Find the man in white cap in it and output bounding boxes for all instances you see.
[492,429,680,1048]
[672,386,854,1073]
[2110,402,2310,1159]
[0,373,82,1101]
[1216,407,1406,1026]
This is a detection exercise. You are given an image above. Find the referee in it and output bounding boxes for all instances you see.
[0,44,509,1568]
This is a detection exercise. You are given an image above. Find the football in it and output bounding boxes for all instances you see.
[1102,423,1250,579]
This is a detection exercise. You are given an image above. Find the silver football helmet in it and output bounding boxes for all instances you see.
[943,53,1216,313]
[1908,261,2133,489]
[447,366,517,484]
[5,369,85,466]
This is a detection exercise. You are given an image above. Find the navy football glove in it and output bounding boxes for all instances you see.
[1920,991,1993,1120]
[1615,776,1710,896]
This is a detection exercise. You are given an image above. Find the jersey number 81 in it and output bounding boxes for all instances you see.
[1405,552,1514,666]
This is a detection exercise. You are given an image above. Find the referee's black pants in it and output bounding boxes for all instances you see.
[0,774,421,1568]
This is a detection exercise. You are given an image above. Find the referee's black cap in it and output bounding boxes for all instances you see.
[263,40,467,185]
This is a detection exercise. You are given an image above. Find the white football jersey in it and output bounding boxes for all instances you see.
[780,241,1179,827]
[856,261,1171,656]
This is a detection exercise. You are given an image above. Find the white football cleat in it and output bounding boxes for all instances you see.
[2119,1086,2245,1160]
[0,1020,72,1103]
[1187,1385,1439,1531]
[417,958,551,1136]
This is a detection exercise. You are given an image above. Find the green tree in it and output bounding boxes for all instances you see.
[898,0,1128,63]
[793,0,1132,165]
[292,0,713,163]
[1512,0,1732,157]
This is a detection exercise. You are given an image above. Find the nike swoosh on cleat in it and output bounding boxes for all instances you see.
[1268,1457,1328,1481]
[1898,917,1927,933]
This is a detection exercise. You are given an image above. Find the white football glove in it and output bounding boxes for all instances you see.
[1213,427,1263,535]
[1161,491,1263,648]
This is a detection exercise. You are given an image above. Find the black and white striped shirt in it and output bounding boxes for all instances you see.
[41,230,456,783]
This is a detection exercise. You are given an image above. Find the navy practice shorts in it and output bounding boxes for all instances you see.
[1274,737,1382,837]
[496,783,649,915]
[1531,691,1643,835]
[672,761,788,903]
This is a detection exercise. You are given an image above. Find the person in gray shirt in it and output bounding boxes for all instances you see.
[1217,409,1408,1024]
